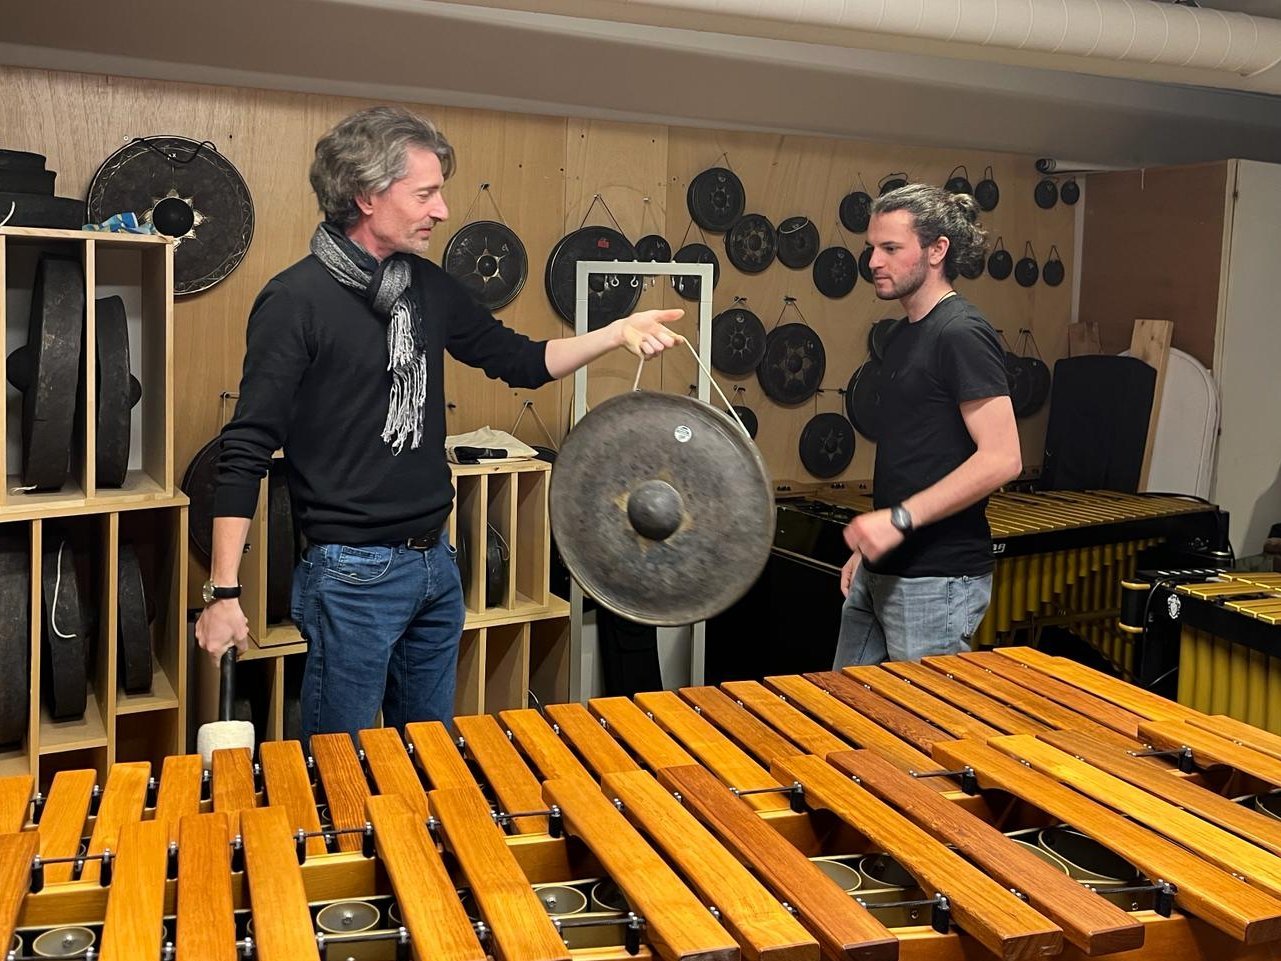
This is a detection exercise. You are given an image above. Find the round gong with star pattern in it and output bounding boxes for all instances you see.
[443,220,528,311]
[87,136,255,296]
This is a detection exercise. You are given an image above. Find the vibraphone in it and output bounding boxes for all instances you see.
[1121,571,1281,732]
[8,648,1281,960]
[812,490,1224,671]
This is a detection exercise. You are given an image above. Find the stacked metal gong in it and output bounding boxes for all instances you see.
[0,148,85,229]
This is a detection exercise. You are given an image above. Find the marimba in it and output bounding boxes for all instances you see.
[6,648,1281,961]
[802,490,1224,669]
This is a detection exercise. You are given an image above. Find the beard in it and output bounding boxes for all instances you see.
[876,256,929,301]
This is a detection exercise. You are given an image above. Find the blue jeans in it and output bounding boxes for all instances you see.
[833,563,992,667]
[291,537,464,749]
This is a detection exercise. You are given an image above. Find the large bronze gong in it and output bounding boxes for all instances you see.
[87,137,254,296]
[549,392,773,626]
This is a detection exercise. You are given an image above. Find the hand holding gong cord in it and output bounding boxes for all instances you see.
[617,308,687,358]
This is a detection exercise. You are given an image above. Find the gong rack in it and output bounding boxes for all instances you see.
[569,260,715,700]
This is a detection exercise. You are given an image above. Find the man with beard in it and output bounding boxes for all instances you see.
[834,183,1021,666]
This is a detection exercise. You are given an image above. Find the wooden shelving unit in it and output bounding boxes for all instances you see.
[0,226,185,789]
[197,458,570,741]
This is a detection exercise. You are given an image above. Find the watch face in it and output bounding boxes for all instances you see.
[202,580,214,604]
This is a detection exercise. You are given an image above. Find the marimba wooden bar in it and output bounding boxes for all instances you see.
[8,647,1281,961]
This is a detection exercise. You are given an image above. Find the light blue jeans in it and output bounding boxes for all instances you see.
[833,563,993,667]
[291,537,464,750]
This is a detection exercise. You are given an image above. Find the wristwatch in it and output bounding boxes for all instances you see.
[889,504,914,534]
[202,579,242,604]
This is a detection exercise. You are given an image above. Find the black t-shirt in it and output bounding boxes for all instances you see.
[867,293,1009,577]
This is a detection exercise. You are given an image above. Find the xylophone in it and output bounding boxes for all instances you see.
[7,648,1281,960]
[800,490,1225,669]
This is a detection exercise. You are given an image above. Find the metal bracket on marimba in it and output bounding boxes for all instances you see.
[316,925,412,961]
[294,822,376,863]
[30,791,46,824]
[729,781,807,813]
[201,768,213,801]
[167,841,178,880]
[231,835,244,873]
[238,935,255,959]
[145,776,159,809]
[1084,879,1178,917]
[1129,745,1195,773]
[554,911,646,956]
[856,892,952,934]
[88,784,103,818]
[909,766,979,795]
[491,804,564,838]
[28,849,115,892]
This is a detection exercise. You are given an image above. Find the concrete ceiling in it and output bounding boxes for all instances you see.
[3,0,1281,166]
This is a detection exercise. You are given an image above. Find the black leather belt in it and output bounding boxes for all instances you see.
[405,528,443,551]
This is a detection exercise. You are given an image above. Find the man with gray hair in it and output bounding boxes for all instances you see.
[835,182,1021,666]
[196,105,683,745]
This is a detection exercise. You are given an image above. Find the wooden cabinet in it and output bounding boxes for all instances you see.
[0,227,186,788]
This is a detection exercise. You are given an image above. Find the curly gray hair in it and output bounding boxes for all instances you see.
[310,105,456,228]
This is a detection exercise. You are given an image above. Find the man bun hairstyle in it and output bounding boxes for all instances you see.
[872,182,988,280]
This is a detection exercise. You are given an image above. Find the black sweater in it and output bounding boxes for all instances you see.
[213,254,552,545]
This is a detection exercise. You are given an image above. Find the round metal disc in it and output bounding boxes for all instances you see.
[443,220,528,310]
[550,391,774,626]
[757,323,825,405]
[181,436,221,562]
[87,136,254,295]
[732,404,758,439]
[846,360,887,441]
[544,226,640,329]
[711,307,767,376]
[839,191,872,233]
[867,317,903,363]
[988,248,1013,280]
[800,412,855,478]
[724,213,776,273]
[1061,179,1081,206]
[777,216,819,269]
[858,244,875,283]
[813,246,856,298]
[879,174,908,196]
[1035,178,1059,209]
[671,243,720,301]
[687,167,746,232]
[636,234,672,263]
[316,901,380,935]
[33,926,96,958]
[975,177,1000,211]
[1043,256,1065,287]
[1015,256,1040,288]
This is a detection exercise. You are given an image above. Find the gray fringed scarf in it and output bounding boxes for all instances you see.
[311,222,427,454]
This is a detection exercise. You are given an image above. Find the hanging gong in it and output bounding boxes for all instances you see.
[839,190,873,233]
[443,220,528,311]
[544,226,640,329]
[181,436,222,562]
[87,136,254,296]
[117,542,153,697]
[549,391,774,626]
[6,255,84,492]
[1034,178,1059,210]
[776,216,820,269]
[711,307,767,377]
[858,244,875,283]
[1043,246,1066,287]
[944,166,973,196]
[846,359,887,441]
[1060,178,1081,206]
[95,295,143,489]
[988,243,1013,281]
[799,412,855,478]
[41,538,88,722]
[958,254,984,280]
[879,172,908,196]
[757,323,825,405]
[1007,355,1037,417]
[672,242,720,301]
[813,246,857,298]
[636,234,672,263]
[867,316,903,363]
[975,167,1000,211]
[687,167,746,232]
[732,404,758,439]
[0,530,30,747]
[724,213,776,274]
